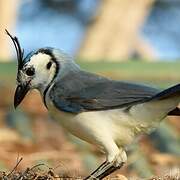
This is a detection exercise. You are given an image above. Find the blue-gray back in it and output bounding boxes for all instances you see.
[49,70,159,113]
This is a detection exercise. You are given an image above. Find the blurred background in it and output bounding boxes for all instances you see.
[0,0,179,179]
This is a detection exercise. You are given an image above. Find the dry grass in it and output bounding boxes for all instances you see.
[0,157,179,180]
[0,158,83,180]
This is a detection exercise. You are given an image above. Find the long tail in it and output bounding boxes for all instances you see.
[150,84,180,116]
[168,107,180,116]
[151,84,180,100]
[130,84,180,123]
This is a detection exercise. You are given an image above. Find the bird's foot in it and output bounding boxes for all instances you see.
[84,158,125,180]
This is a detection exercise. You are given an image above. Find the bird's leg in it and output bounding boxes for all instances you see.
[95,161,124,179]
[84,149,127,180]
[84,161,107,180]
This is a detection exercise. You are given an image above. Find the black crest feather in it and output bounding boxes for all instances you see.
[5,29,24,70]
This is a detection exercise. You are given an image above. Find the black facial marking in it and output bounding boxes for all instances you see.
[37,48,53,55]
[36,48,59,75]
[46,61,52,70]
[38,48,60,108]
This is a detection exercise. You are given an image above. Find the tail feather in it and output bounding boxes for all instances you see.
[168,107,180,116]
[142,84,180,118]
[151,84,180,101]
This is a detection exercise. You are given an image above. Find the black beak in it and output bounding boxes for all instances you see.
[14,83,30,108]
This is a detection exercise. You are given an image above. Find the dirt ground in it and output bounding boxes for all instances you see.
[0,85,179,180]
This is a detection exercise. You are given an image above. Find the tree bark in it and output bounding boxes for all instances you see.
[0,0,19,61]
[78,0,155,61]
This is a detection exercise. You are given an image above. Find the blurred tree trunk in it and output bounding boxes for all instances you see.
[78,0,156,61]
[0,0,20,62]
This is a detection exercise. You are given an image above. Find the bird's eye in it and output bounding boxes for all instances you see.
[25,67,35,76]
[46,61,52,70]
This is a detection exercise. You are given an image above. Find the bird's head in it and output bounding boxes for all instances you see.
[6,30,79,108]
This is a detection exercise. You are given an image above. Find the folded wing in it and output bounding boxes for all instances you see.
[49,70,161,113]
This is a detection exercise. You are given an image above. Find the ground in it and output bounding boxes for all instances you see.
[0,61,179,179]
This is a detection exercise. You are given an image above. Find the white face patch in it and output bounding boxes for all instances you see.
[26,53,57,91]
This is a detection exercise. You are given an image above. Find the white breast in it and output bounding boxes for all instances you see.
[46,99,158,148]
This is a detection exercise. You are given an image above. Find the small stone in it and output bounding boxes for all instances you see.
[114,174,128,180]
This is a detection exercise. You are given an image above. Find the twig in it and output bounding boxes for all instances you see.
[29,163,45,171]
[7,157,23,177]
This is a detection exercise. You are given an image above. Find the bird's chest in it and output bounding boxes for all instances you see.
[47,101,77,130]
[47,101,134,146]
[46,101,97,144]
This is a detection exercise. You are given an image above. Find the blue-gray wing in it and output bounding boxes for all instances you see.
[49,70,159,113]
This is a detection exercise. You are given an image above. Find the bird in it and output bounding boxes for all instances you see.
[6,30,180,179]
